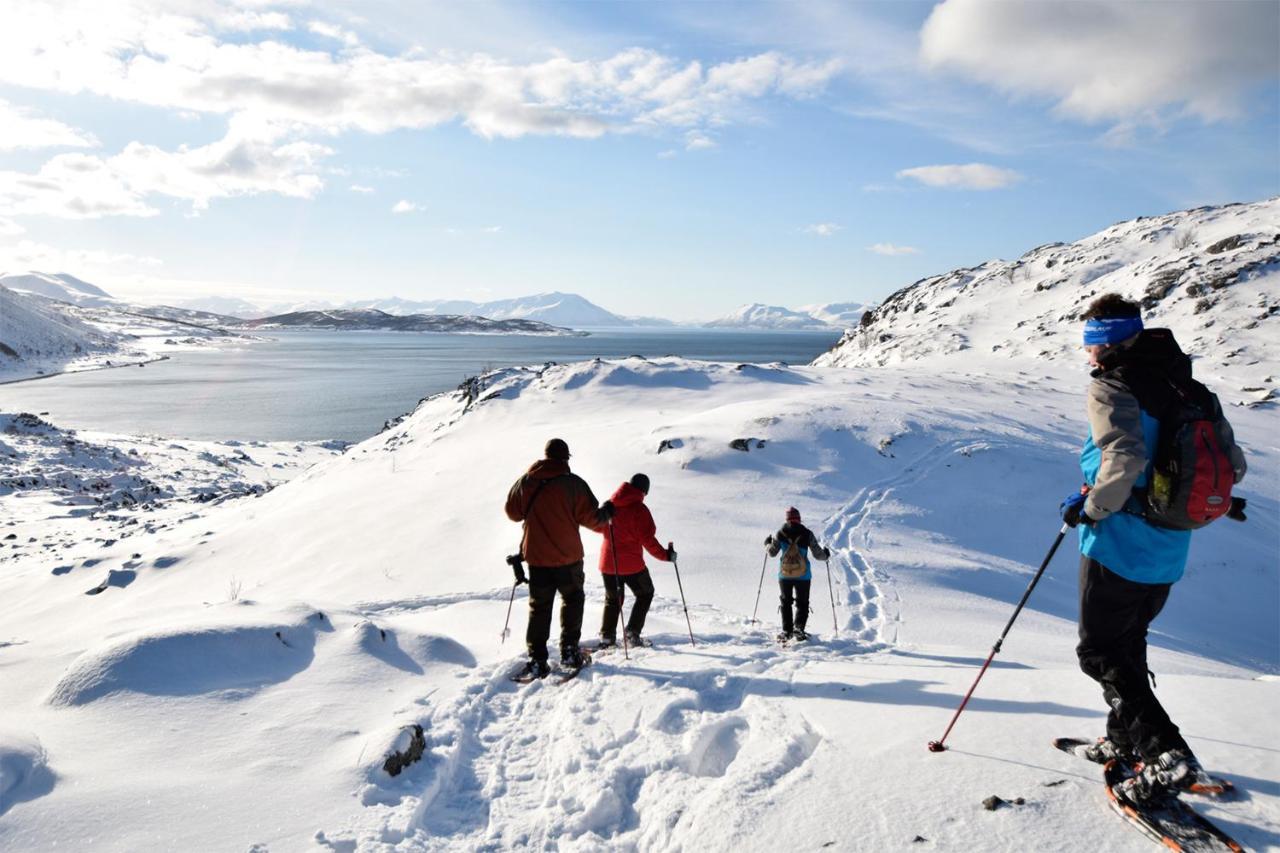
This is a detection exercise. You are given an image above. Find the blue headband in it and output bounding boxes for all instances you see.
[1083,315,1143,345]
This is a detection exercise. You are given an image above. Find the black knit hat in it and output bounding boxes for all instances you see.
[545,438,571,461]
[629,473,650,494]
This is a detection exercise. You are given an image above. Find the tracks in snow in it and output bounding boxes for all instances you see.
[819,437,1001,648]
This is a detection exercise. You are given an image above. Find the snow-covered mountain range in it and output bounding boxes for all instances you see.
[239,309,579,335]
[706,301,872,329]
[815,198,1280,406]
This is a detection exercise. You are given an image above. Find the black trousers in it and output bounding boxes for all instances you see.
[780,579,811,633]
[1076,555,1188,760]
[600,569,655,640]
[526,561,585,662]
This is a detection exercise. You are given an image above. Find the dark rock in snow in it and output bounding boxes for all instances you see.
[383,724,427,777]
[982,795,1026,811]
[1206,235,1245,254]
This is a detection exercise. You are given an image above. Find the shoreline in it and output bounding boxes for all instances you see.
[0,353,171,387]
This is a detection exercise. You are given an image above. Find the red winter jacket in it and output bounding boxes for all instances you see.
[593,482,670,575]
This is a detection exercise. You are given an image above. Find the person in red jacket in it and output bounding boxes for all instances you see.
[594,473,675,648]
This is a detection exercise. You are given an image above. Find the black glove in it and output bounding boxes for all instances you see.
[666,542,677,562]
[1060,490,1094,528]
[1227,496,1248,522]
[599,500,616,523]
[506,553,527,585]
[764,535,774,547]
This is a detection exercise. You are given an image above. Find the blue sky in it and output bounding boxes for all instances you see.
[0,0,1276,321]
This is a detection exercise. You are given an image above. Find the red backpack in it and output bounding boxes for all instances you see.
[1141,379,1237,530]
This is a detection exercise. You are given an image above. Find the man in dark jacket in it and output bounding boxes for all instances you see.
[1060,294,1246,805]
[593,473,675,648]
[765,507,830,641]
[505,438,613,678]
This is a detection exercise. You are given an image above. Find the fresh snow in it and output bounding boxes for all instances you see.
[1,198,1277,852]
[1,352,1275,851]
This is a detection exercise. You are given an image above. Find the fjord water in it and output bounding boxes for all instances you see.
[0,328,841,441]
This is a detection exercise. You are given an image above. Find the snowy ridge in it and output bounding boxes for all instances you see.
[815,197,1280,406]
[1,355,1275,850]
[0,284,120,370]
[706,302,837,329]
[0,272,114,307]
[343,291,632,327]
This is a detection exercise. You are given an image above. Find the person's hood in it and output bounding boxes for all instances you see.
[610,481,647,506]
[526,458,570,480]
[1095,328,1191,381]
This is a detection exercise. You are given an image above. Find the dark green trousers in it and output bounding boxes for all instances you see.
[526,561,585,662]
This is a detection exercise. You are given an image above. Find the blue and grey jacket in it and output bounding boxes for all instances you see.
[766,522,830,581]
[1078,329,1246,584]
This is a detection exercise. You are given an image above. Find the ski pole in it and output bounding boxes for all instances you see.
[608,521,630,660]
[750,552,768,624]
[500,580,518,645]
[824,557,837,636]
[670,545,695,645]
[927,523,1069,753]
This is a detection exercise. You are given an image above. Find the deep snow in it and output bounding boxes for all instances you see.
[0,353,1275,852]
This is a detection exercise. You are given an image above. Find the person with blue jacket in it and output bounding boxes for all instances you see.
[764,507,830,641]
[1060,294,1246,806]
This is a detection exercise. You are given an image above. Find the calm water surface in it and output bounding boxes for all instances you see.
[0,329,841,441]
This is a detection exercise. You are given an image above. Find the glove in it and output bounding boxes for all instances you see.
[506,553,528,585]
[666,542,677,562]
[599,500,616,522]
[764,535,774,547]
[1060,490,1094,528]
[1227,496,1247,522]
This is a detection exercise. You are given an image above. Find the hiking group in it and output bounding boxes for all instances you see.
[504,292,1249,835]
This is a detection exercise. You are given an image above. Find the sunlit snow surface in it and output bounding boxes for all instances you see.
[1,353,1276,852]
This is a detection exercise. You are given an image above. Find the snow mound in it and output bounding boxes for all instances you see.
[815,197,1280,404]
[47,612,327,706]
[0,732,54,818]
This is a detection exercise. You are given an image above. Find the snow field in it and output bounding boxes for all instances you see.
[0,355,1276,851]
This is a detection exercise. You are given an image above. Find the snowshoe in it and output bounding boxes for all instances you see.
[510,658,551,684]
[624,632,653,649]
[1103,759,1243,851]
[776,631,792,644]
[791,629,811,642]
[556,648,592,685]
[1055,738,1235,798]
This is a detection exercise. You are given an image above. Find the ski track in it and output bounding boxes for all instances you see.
[819,437,992,648]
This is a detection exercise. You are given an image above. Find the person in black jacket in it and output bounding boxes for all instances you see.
[764,507,830,641]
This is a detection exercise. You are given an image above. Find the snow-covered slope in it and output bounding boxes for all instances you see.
[0,272,114,307]
[0,284,119,373]
[1,355,1275,851]
[346,292,633,326]
[706,303,836,329]
[799,301,873,328]
[815,198,1280,406]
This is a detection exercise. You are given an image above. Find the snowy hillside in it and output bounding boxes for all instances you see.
[0,281,250,383]
[239,309,579,335]
[1,355,1275,851]
[706,302,837,329]
[0,283,118,371]
[0,272,114,307]
[815,198,1280,406]
[799,301,873,328]
[345,292,634,327]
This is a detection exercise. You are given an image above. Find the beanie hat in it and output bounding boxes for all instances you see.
[785,506,801,523]
[1083,314,1143,346]
[544,438,571,461]
[629,473,650,494]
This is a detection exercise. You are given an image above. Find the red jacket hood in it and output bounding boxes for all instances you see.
[610,481,647,506]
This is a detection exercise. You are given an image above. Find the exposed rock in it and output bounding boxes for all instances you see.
[382,724,427,777]
[1207,235,1245,254]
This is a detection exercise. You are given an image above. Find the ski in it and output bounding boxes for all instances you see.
[1103,760,1243,852]
[1053,737,1235,797]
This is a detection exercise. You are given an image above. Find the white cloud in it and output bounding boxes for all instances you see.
[0,99,98,152]
[802,223,842,237]
[657,149,678,159]
[0,6,840,144]
[896,163,1023,190]
[349,184,374,193]
[481,225,502,233]
[307,21,360,47]
[685,131,716,151]
[0,118,332,219]
[920,0,1279,124]
[0,217,25,236]
[391,200,421,214]
[868,242,920,256]
[219,10,293,32]
[0,238,162,271]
